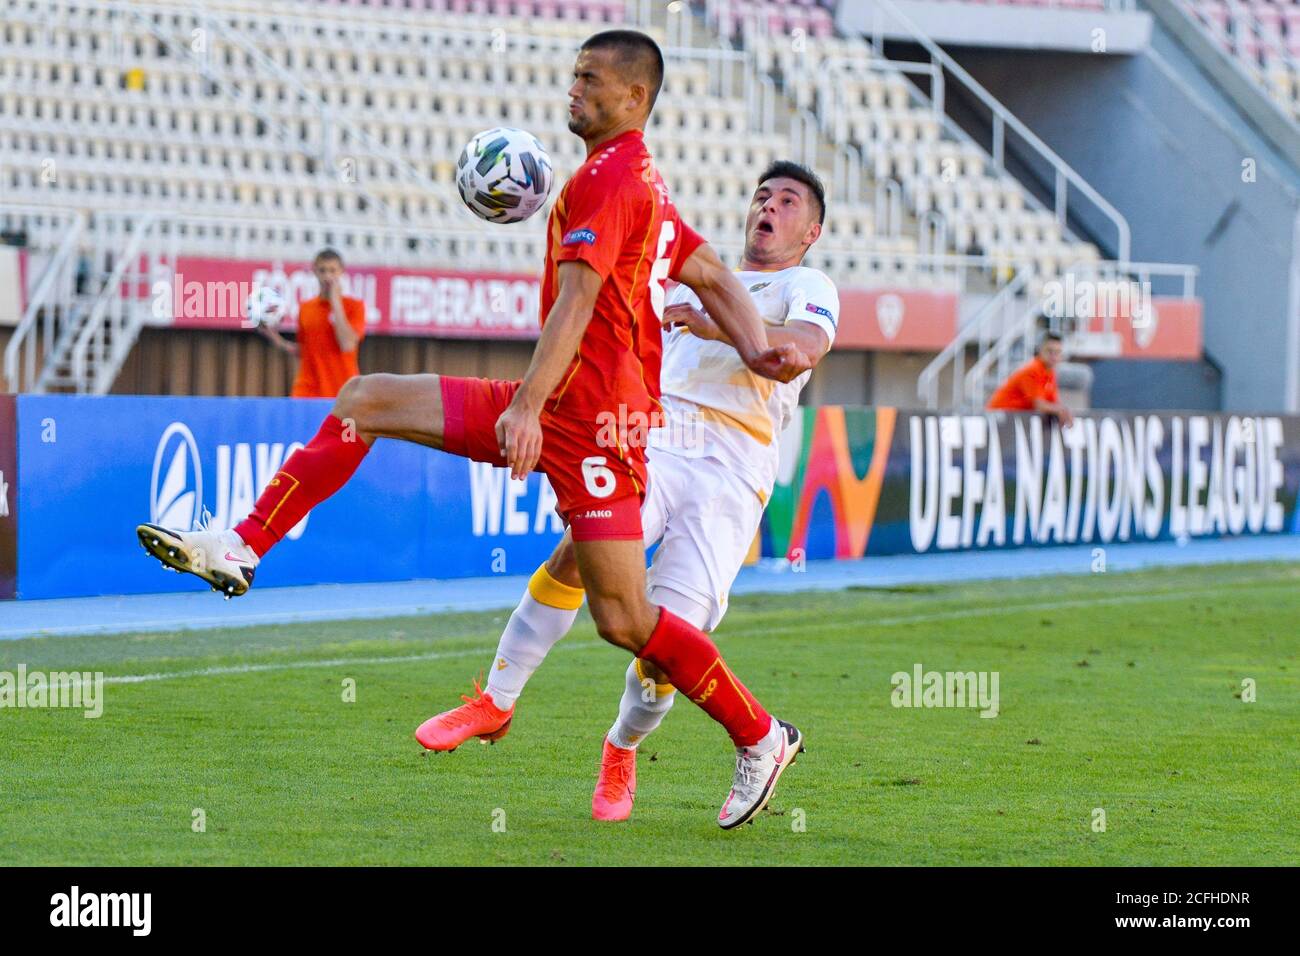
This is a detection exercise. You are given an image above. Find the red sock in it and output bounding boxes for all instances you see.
[639,607,771,748]
[234,414,370,557]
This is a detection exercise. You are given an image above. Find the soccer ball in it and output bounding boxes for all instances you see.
[456,127,554,224]
[245,286,286,328]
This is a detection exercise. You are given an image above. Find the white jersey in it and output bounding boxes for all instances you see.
[649,266,840,498]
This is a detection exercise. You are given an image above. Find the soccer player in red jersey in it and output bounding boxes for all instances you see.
[136,31,812,828]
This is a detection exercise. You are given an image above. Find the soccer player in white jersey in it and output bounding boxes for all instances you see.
[415,161,839,823]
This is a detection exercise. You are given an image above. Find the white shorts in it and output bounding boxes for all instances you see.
[640,447,766,632]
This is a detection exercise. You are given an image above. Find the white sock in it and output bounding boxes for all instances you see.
[223,529,259,566]
[485,566,582,709]
[741,717,781,756]
[608,659,676,750]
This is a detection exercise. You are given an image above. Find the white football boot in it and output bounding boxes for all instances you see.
[717,718,805,830]
[136,523,259,599]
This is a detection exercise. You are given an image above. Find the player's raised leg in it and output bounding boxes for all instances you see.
[136,372,449,595]
[574,536,803,829]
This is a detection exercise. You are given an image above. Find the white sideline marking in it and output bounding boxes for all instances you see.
[97,641,605,688]
[0,602,516,640]
[84,580,1291,687]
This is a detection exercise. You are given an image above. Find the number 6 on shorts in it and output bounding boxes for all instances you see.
[581,456,616,498]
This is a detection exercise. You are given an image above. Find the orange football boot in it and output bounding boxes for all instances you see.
[591,739,637,821]
[414,677,513,752]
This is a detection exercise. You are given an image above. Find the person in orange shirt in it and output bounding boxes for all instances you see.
[260,248,366,398]
[987,331,1074,427]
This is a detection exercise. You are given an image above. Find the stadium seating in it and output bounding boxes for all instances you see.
[1182,0,1300,120]
[1,0,1107,293]
[720,10,1101,277]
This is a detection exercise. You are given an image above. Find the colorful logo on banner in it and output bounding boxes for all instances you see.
[762,406,897,561]
[761,409,1300,561]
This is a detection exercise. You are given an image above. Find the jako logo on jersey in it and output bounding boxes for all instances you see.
[151,423,308,538]
[562,228,597,246]
[805,302,837,327]
[580,509,613,519]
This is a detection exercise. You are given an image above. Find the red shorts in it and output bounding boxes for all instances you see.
[440,376,646,541]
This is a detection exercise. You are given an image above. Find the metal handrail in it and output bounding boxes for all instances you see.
[919,210,947,257]
[793,109,821,168]
[875,178,904,237]
[918,265,1035,409]
[865,0,1132,263]
[832,143,863,206]
[961,257,1201,408]
[69,213,158,394]
[4,209,85,392]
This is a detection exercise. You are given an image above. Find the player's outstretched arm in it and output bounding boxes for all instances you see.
[663,302,830,369]
[674,243,813,383]
[497,260,603,479]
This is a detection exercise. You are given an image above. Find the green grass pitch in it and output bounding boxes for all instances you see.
[1,561,1296,866]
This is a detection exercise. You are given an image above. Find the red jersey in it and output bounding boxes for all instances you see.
[987,356,1059,411]
[541,129,704,425]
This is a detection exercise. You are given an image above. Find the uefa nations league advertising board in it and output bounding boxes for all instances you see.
[762,407,1300,562]
[3,397,1299,599]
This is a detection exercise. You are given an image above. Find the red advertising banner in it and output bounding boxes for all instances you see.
[835,288,960,351]
[1065,298,1203,361]
[165,257,965,350]
[168,257,543,340]
[159,257,1201,358]
[1114,297,1202,360]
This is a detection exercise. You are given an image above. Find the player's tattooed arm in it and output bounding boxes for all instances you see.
[498,260,602,479]
[663,303,830,368]
[673,243,813,383]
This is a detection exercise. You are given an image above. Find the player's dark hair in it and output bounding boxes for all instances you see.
[314,248,344,267]
[1038,331,1063,354]
[757,161,826,225]
[581,30,664,113]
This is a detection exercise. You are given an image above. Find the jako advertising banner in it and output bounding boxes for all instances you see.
[8,396,565,600]
[2,398,1297,600]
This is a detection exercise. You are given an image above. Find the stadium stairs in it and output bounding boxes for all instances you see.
[840,0,1299,413]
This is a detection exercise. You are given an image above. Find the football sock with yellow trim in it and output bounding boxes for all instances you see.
[484,563,584,709]
[234,414,369,557]
[607,658,676,750]
[639,606,772,749]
